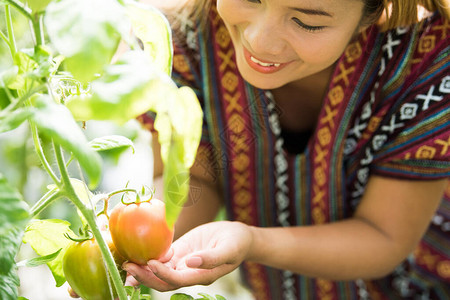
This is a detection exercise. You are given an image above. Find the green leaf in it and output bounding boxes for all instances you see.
[89,135,135,154]
[126,1,173,75]
[196,293,215,300]
[157,87,203,227]
[10,51,38,90]
[170,293,194,300]
[0,88,10,109]
[45,0,128,83]
[1,66,19,88]
[65,50,175,124]
[30,95,102,188]
[32,45,62,80]
[125,286,143,300]
[0,108,33,133]
[0,173,30,300]
[26,0,53,13]
[215,295,226,300]
[16,248,62,267]
[0,267,20,300]
[22,219,74,287]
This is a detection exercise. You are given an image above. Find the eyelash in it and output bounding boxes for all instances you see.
[292,18,325,32]
[244,0,325,33]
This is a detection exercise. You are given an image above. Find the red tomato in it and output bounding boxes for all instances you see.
[109,198,174,265]
[63,231,125,300]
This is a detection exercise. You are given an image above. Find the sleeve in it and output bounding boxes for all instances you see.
[371,17,450,180]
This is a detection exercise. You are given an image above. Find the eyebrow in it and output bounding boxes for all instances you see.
[290,7,333,17]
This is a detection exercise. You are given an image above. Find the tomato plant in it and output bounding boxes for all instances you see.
[110,194,174,265]
[0,0,203,299]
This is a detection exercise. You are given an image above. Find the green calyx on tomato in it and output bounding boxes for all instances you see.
[109,193,174,265]
[63,228,126,300]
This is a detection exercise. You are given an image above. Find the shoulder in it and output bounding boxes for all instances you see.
[351,12,449,98]
[372,12,448,67]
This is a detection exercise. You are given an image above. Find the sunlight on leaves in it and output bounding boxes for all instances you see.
[22,219,74,287]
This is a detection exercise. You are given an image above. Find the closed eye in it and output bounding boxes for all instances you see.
[292,18,326,32]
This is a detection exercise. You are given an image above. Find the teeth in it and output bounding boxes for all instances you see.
[250,56,281,67]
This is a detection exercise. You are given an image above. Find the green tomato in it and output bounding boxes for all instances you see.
[63,232,125,300]
[26,0,52,13]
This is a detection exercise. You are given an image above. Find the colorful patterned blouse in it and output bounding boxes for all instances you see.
[141,4,450,300]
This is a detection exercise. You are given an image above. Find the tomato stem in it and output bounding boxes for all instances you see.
[53,142,128,300]
[30,187,62,217]
[64,231,93,243]
[108,188,138,198]
[96,197,110,219]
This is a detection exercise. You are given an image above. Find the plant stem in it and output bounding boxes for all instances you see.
[54,143,127,300]
[108,188,138,198]
[5,5,17,58]
[32,13,44,46]
[0,29,10,48]
[30,122,60,184]
[30,188,62,217]
[5,0,32,21]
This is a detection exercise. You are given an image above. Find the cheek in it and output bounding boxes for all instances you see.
[290,31,354,66]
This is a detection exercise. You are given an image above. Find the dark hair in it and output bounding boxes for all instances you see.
[363,0,450,30]
[361,0,385,27]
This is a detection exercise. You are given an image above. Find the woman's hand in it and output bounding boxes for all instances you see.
[122,221,253,292]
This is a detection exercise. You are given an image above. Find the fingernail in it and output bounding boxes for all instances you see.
[186,256,202,268]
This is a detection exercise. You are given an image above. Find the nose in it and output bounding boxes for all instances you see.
[242,15,286,56]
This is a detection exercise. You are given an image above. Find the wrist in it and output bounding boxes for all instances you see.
[244,224,261,263]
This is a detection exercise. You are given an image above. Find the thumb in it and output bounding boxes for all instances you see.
[185,248,236,270]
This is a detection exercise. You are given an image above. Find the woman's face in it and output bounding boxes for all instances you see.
[217,0,366,89]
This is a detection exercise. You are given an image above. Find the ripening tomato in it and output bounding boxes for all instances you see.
[109,198,174,265]
[63,231,125,300]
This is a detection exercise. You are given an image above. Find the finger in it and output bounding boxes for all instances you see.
[124,274,140,287]
[67,286,80,298]
[147,259,235,287]
[185,248,237,270]
[158,247,174,263]
[122,262,172,292]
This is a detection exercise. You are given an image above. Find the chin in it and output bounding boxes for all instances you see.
[241,75,286,90]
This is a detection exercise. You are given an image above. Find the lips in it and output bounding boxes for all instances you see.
[243,47,289,74]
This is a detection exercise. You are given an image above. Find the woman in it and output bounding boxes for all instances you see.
[131,0,450,299]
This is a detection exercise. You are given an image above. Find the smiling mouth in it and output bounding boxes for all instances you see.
[243,47,289,74]
[250,56,281,68]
